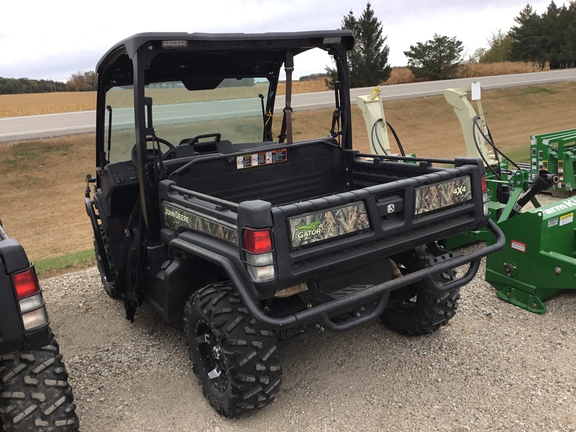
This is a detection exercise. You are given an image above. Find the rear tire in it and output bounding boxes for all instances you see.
[0,339,79,431]
[381,246,460,336]
[184,282,282,417]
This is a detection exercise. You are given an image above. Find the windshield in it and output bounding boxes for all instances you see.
[146,79,267,146]
[105,79,268,164]
[101,45,342,164]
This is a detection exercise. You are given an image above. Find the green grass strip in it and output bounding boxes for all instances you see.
[34,249,95,275]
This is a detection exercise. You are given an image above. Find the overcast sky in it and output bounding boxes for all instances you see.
[1,0,555,82]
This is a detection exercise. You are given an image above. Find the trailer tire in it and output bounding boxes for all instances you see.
[381,246,460,336]
[94,225,121,298]
[0,339,79,431]
[184,282,282,417]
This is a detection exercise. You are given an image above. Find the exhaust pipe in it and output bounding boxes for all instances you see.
[510,170,559,217]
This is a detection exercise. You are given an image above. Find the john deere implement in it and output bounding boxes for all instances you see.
[444,83,575,313]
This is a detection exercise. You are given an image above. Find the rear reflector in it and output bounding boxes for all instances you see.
[243,229,273,253]
[12,268,40,299]
[481,176,488,194]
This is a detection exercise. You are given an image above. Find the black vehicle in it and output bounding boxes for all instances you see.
[0,221,78,431]
[85,30,505,417]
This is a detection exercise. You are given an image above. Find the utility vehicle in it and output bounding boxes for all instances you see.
[0,221,78,430]
[85,30,505,416]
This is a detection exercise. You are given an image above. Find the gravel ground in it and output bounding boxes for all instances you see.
[40,256,576,432]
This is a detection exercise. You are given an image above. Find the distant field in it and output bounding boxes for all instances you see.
[1,80,573,275]
[0,62,549,118]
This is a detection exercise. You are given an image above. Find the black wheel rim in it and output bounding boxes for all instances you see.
[388,286,418,313]
[196,320,228,392]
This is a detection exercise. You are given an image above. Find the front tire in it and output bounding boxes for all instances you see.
[0,339,79,431]
[381,246,460,336]
[184,282,282,417]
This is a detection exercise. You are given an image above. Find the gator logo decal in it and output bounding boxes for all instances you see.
[295,221,323,239]
[288,201,370,249]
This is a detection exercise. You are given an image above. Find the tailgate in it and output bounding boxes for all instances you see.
[272,158,487,280]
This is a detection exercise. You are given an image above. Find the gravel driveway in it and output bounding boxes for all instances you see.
[40,254,576,432]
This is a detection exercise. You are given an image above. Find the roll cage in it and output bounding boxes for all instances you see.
[94,31,354,245]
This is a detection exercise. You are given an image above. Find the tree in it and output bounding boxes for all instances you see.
[562,1,576,67]
[508,2,575,69]
[403,34,464,80]
[326,3,391,88]
[541,1,571,68]
[66,71,97,91]
[479,30,514,63]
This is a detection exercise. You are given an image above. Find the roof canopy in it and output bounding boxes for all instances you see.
[96,30,354,89]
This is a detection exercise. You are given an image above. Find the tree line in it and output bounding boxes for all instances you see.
[0,71,97,95]
[0,77,68,94]
[329,1,575,87]
[476,1,576,68]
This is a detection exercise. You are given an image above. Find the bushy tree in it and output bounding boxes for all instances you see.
[403,34,464,80]
[66,71,97,91]
[326,2,391,88]
[479,30,514,63]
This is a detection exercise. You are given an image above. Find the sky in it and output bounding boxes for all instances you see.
[0,0,556,83]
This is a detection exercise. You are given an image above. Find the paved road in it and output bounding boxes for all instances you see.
[1,69,574,143]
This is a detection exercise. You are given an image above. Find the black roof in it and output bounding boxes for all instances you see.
[96,30,354,88]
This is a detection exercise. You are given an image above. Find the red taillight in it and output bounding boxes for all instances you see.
[12,268,40,299]
[243,229,273,253]
[481,176,488,193]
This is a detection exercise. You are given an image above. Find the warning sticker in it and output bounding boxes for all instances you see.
[548,217,558,228]
[559,212,574,226]
[236,148,287,169]
[511,239,526,253]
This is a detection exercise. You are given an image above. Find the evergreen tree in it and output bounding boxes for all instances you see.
[403,34,464,80]
[540,1,568,68]
[509,2,575,69]
[562,2,576,67]
[509,5,544,65]
[326,3,391,88]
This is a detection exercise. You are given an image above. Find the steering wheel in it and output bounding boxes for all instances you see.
[131,137,179,168]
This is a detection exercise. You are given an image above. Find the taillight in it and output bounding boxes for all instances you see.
[12,267,49,331]
[243,228,276,283]
[481,176,488,194]
[12,268,40,298]
[243,229,273,253]
[481,176,490,217]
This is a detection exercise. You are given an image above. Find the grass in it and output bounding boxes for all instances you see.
[34,249,95,278]
[1,81,574,278]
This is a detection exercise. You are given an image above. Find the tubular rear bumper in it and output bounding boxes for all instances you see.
[170,219,505,332]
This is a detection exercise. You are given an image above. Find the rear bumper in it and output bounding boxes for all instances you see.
[170,219,505,332]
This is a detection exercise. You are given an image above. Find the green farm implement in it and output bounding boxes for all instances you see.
[444,82,575,313]
[530,128,576,196]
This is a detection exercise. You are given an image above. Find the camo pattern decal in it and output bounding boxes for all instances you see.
[288,202,370,249]
[414,176,472,215]
[162,203,238,245]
